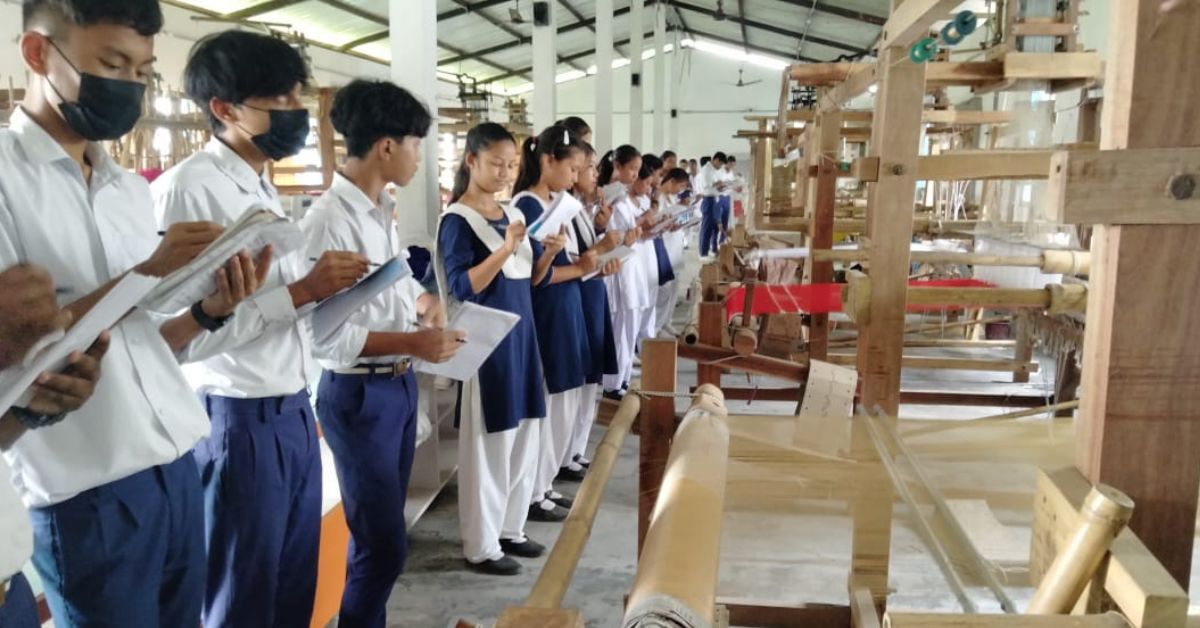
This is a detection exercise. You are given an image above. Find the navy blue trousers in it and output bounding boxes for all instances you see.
[700,196,721,257]
[29,453,204,628]
[0,573,42,628]
[719,196,732,242]
[197,392,321,628]
[316,369,418,628]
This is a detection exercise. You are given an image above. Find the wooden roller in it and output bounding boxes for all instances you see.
[842,272,1088,323]
[753,248,1090,276]
[732,327,758,356]
[884,612,1131,627]
[1026,485,1135,614]
[623,385,729,628]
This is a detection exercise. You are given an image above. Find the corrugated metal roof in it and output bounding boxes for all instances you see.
[166,0,888,91]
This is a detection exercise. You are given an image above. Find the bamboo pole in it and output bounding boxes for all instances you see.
[624,385,729,628]
[521,392,642,609]
[884,613,1131,627]
[1027,485,1135,614]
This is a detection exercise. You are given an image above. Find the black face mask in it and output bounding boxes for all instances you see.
[44,40,146,141]
[241,106,310,161]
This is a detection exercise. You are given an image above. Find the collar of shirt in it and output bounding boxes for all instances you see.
[10,108,124,193]
[330,171,393,217]
[203,137,278,202]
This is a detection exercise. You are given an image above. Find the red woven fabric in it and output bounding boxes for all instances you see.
[725,279,995,321]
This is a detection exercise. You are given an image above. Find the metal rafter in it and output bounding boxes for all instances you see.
[438,2,639,67]
[558,0,630,58]
[449,0,588,73]
[766,0,887,26]
[437,0,513,21]
[340,30,388,51]
[313,0,386,26]
[686,26,824,62]
[673,0,870,54]
[737,0,750,52]
[225,0,306,20]
[482,29,657,84]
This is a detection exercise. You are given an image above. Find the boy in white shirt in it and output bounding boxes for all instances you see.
[302,79,462,628]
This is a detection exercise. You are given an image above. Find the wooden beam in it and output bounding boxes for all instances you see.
[878,0,963,50]
[807,109,842,360]
[789,109,1011,125]
[1075,0,1200,590]
[883,613,1131,627]
[850,587,882,628]
[1031,467,1187,627]
[918,150,1054,180]
[828,354,1039,374]
[678,342,808,382]
[1048,147,1200,224]
[494,608,584,628]
[722,600,850,627]
[637,340,677,556]
[1004,52,1102,80]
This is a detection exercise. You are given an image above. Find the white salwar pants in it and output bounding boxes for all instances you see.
[604,307,647,391]
[565,383,601,465]
[534,385,582,500]
[655,279,679,335]
[457,377,541,563]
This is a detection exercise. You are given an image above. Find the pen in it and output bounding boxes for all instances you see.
[309,257,382,267]
[413,320,467,343]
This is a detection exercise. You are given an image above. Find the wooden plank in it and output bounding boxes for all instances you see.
[678,342,808,382]
[1004,52,1102,80]
[883,613,1131,627]
[822,65,879,112]
[1075,0,1200,591]
[637,340,677,556]
[722,599,850,628]
[918,150,1054,180]
[791,109,1011,125]
[878,0,963,50]
[1011,21,1080,37]
[1048,147,1200,224]
[828,354,1039,374]
[1013,311,1034,384]
[494,608,585,628]
[850,587,882,628]
[1031,468,1187,628]
[807,109,842,361]
[698,302,729,386]
[789,62,871,85]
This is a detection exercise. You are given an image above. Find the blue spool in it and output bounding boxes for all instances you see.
[909,37,939,63]
[954,10,978,36]
[940,21,965,45]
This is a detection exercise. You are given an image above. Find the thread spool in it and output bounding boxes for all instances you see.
[909,37,939,63]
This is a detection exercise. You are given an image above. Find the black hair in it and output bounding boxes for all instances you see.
[726,155,737,163]
[24,0,163,37]
[712,151,728,163]
[331,79,432,159]
[555,116,591,139]
[637,161,655,181]
[579,141,596,158]
[699,156,710,166]
[450,122,515,204]
[513,125,585,196]
[185,30,310,131]
[662,167,690,184]
[597,144,640,186]
[642,153,663,173]
[662,150,677,162]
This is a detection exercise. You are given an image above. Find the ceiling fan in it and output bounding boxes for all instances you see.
[509,0,526,24]
[713,0,728,21]
[727,68,763,88]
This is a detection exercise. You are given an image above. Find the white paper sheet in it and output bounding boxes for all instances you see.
[0,272,160,414]
[602,181,626,206]
[309,255,413,344]
[141,207,305,314]
[581,245,636,281]
[413,302,520,381]
[527,192,585,242]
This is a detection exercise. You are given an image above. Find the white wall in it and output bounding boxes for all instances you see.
[555,47,783,162]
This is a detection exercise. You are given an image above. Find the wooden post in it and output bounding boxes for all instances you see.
[1013,310,1034,384]
[754,118,770,224]
[1055,350,1081,418]
[316,87,337,189]
[1074,0,1200,589]
[850,0,926,608]
[807,108,842,361]
[637,339,677,556]
[697,302,725,387]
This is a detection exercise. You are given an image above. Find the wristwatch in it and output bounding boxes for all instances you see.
[191,300,232,332]
[10,405,66,430]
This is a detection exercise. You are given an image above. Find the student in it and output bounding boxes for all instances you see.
[598,145,647,398]
[556,116,592,145]
[510,126,599,520]
[1,2,272,624]
[562,142,621,479]
[698,152,728,258]
[153,30,371,627]
[654,168,692,337]
[688,159,702,194]
[437,122,563,576]
[720,155,738,241]
[638,153,670,344]
[301,80,463,628]
[0,266,108,628]
[661,150,678,171]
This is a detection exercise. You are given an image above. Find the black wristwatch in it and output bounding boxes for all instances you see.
[10,406,66,430]
[191,300,232,332]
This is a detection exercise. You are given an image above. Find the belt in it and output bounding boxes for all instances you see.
[332,359,412,378]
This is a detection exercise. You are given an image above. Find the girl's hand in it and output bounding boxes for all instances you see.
[601,259,621,277]
[578,250,599,275]
[504,221,527,254]
[595,202,613,229]
[623,228,641,247]
[542,226,568,256]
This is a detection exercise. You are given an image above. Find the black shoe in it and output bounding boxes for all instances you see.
[467,556,521,576]
[573,454,591,469]
[500,537,545,558]
[602,389,624,401]
[545,491,574,508]
[557,466,586,483]
[528,501,568,522]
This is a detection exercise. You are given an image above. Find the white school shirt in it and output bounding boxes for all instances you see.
[604,189,653,310]
[300,173,427,369]
[151,138,313,398]
[0,109,210,508]
[697,163,720,197]
[719,168,735,199]
[0,459,31,579]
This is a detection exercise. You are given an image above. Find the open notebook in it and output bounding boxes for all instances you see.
[414,302,520,381]
[310,255,413,344]
[141,207,304,314]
